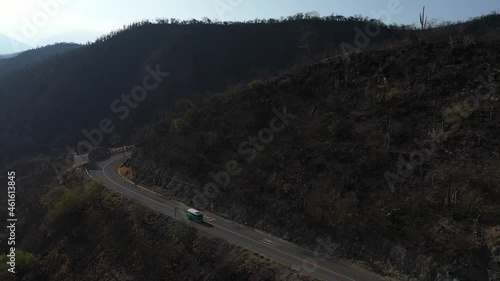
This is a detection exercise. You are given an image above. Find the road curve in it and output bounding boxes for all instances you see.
[87,152,385,281]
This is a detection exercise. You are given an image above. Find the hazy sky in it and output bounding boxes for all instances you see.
[0,0,498,47]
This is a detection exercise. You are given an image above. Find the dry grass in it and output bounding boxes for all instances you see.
[119,165,134,181]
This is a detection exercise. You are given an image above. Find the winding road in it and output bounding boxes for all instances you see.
[86,152,385,281]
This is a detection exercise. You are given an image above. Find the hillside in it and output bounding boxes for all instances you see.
[0,17,399,168]
[126,21,500,280]
[0,43,81,76]
[0,11,499,281]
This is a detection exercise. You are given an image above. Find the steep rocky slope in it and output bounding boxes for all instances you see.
[127,34,500,280]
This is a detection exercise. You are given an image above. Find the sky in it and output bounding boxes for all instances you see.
[0,0,498,51]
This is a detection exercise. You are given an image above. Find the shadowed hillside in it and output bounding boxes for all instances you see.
[0,16,406,167]
[0,43,81,76]
[126,16,500,280]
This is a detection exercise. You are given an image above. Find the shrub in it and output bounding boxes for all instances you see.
[278,78,293,89]
[327,120,341,137]
[225,83,245,98]
[249,79,265,91]
[454,190,483,219]
[170,118,188,134]
[83,181,104,207]
[444,103,470,121]
[0,251,40,279]
[53,189,81,215]
[384,88,401,101]
[179,226,198,253]
[119,165,135,182]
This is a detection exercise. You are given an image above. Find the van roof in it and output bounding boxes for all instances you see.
[187,208,202,215]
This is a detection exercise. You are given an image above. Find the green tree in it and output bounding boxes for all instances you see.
[0,251,40,280]
[43,187,83,234]
[249,79,265,91]
[83,181,104,208]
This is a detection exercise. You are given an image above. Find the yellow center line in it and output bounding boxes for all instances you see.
[210,222,356,281]
[101,157,174,210]
[95,155,358,281]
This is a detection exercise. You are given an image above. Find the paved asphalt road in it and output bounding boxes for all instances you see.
[86,152,385,281]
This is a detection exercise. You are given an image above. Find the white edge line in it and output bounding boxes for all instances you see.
[86,154,173,210]
[84,150,379,281]
[102,157,174,210]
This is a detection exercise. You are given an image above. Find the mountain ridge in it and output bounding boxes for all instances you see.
[0,42,81,76]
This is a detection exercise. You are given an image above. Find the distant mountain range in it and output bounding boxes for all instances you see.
[0,42,81,76]
[0,53,18,59]
[0,34,31,55]
[37,30,105,46]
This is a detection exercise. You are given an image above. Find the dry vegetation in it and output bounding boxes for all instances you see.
[128,20,500,280]
[0,170,316,281]
[1,11,500,281]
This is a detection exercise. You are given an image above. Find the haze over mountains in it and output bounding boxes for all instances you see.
[0,34,31,55]
[0,31,103,55]
[35,30,105,46]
